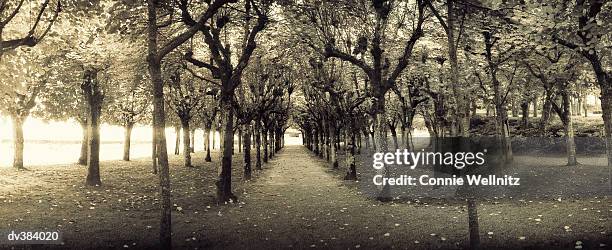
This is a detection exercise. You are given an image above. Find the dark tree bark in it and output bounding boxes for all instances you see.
[540,91,553,132]
[216,99,237,202]
[204,122,212,162]
[255,121,262,170]
[263,127,269,163]
[428,0,469,136]
[532,95,538,117]
[582,95,588,117]
[520,101,529,128]
[123,123,134,161]
[344,120,358,180]
[238,128,242,153]
[243,125,252,180]
[82,68,103,187]
[467,198,480,249]
[329,119,338,168]
[484,31,512,163]
[181,119,192,168]
[146,0,231,246]
[562,92,578,166]
[389,122,398,150]
[269,128,275,159]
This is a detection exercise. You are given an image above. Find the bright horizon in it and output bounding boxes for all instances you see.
[0,115,219,167]
[0,116,305,167]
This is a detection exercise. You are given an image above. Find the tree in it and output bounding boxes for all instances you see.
[0,47,56,169]
[183,0,271,202]
[546,0,611,188]
[0,0,60,62]
[523,45,581,166]
[291,0,427,201]
[164,60,208,168]
[0,0,61,169]
[144,0,232,247]
[107,68,151,161]
[36,58,89,165]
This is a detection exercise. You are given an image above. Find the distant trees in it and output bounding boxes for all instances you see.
[1,0,609,248]
[290,0,427,200]
[182,0,272,202]
[164,61,208,168]
[107,70,150,162]
[145,0,234,247]
[0,0,61,169]
[0,48,59,169]
[546,0,611,187]
[37,68,90,165]
[523,45,581,165]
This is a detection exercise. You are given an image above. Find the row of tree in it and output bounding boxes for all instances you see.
[1,0,609,249]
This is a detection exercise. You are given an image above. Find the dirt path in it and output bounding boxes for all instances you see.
[201,145,380,249]
[195,145,611,250]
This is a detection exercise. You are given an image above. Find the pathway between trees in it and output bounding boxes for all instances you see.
[196,145,610,250]
[201,145,468,249]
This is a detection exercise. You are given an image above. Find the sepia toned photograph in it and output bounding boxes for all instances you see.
[0,0,610,249]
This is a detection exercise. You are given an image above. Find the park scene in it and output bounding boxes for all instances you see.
[0,0,610,249]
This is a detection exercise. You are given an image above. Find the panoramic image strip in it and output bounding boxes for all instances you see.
[0,0,610,249]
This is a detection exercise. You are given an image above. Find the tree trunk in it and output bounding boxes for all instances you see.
[344,123,358,180]
[575,95,582,116]
[123,123,134,161]
[82,69,103,187]
[255,121,262,170]
[511,98,519,117]
[238,128,242,153]
[181,119,192,168]
[174,125,180,155]
[582,95,588,117]
[146,2,172,248]
[520,101,529,128]
[79,120,88,165]
[562,92,578,166]
[601,87,612,191]
[467,198,480,249]
[204,123,212,162]
[532,96,538,117]
[400,126,407,149]
[269,128,275,159]
[320,123,326,159]
[445,0,469,137]
[243,125,252,180]
[390,124,398,150]
[329,120,338,168]
[217,99,237,203]
[263,127,269,163]
[11,115,25,170]
[276,127,283,152]
[485,32,512,163]
[540,92,553,132]
[373,95,391,201]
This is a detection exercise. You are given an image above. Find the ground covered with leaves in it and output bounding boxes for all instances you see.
[0,146,611,249]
